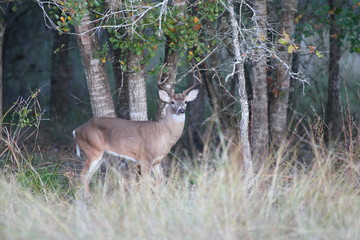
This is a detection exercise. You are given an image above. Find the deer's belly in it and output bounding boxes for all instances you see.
[105,150,139,163]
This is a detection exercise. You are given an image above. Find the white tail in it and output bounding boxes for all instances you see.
[72,130,81,157]
[73,76,200,195]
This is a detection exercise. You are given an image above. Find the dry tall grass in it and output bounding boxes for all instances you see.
[1,138,359,240]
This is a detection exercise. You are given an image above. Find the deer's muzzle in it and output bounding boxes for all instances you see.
[177,108,185,114]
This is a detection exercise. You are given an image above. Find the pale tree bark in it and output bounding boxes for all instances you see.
[110,42,147,122]
[228,0,255,191]
[75,11,115,118]
[269,0,298,150]
[105,0,147,121]
[251,0,269,164]
[325,0,343,141]
[127,52,148,121]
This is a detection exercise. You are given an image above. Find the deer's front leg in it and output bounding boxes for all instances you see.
[152,162,165,185]
[139,161,152,183]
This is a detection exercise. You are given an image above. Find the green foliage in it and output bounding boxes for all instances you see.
[15,162,71,195]
[278,30,299,53]
[46,0,90,32]
[5,90,43,129]
[0,91,73,197]
[45,0,224,65]
[1,90,44,167]
[11,3,18,13]
[94,42,109,63]
[106,5,160,65]
[197,0,222,22]
[335,2,360,53]
[106,1,224,65]
[296,0,360,53]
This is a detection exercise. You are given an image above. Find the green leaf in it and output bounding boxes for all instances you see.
[287,44,299,53]
[315,50,324,58]
[351,47,360,53]
[93,0,100,7]
[11,4,17,12]
[279,38,288,45]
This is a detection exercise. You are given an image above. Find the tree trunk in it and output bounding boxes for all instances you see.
[156,43,178,120]
[156,45,177,119]
[202,11,239,141]
[107,0,148,122]
[269,0,298,150]
[127,52,148,121]
[106,0,130,119]
[156,0,186,120]
[228,0,254,191]
[288,51,299,121]
[111,47,130,119]
[325,0,342,141]
[75,12,115,118]
[251,0,269,163]
[0,19,4,122]
[50,31,70,123]
[187,71,205,156]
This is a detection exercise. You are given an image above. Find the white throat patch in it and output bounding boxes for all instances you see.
[172,114,185,122]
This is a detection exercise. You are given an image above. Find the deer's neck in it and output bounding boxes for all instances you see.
[160,106,186,141]
[171,113,185,122]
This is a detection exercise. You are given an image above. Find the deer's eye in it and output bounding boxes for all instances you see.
[184,101,188,104]
[170,101,175,104]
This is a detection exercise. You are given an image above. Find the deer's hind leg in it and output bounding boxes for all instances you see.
[80,150,104,197]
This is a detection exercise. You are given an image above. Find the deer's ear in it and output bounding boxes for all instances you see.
[185,89,199,102]
[159,90,171,103]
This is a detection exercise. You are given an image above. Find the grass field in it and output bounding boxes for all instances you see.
[1,138,359,240]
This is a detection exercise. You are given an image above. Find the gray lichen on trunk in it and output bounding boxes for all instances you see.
[269,0,298,150]
[228,0,255,191]
[251,0,269,164]
[127,52,148,121]
[75,12,115,118]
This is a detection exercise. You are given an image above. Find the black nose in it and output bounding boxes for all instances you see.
[178,108,185,114]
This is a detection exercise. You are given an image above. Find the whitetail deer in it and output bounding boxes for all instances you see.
[73,74,200,195]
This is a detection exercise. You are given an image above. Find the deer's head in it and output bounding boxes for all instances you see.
[157,64,201,120]
[158,86,199,116]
